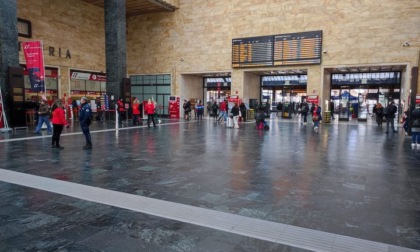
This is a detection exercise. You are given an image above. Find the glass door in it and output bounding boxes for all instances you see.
[357,89,368,121]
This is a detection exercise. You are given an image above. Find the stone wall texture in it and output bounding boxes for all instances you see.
[15,0,420,97]
[126,0,420,96]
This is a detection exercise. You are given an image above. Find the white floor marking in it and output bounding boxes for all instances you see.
[0,169,417,252]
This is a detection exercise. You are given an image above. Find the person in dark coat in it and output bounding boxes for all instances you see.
[411,107,420,148]
[79,97,93,149]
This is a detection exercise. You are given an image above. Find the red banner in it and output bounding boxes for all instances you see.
[22,41,45,92]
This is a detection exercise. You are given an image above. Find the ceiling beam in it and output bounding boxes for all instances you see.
[147,0,176,11]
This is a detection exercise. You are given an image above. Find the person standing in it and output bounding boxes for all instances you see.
[183,100,191,121]
[79,97,93,149]
[373,103,384,127]
[330,101,335,120]
[231,103,240,129]
[196,101,204,121]
[146,99,156,127]
[51,99,69,149]
[301,100,309,124]
[211,101,218,120]
[132,97,140,125]
[34,99,52,135]
[117,98,125,125]
[385,101,398,134]
[411,107,420,148]
[239,102,246,122]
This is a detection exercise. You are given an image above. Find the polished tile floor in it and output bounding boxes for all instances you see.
[0,114,419,251]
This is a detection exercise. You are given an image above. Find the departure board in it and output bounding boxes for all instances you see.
[274,30,322,66]
[232,35,273,68]
[232,30,322,68]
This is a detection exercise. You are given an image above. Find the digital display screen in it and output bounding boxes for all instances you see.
[232,35,273,67]
[232,31,322,68]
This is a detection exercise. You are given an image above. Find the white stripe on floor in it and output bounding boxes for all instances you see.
[0,169,416,252]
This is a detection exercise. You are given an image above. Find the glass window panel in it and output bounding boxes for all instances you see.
[24,75,31,88]
[164,78,171,84]
[157,85,170,94]
[164,74,171,81]
[45,78,58,90]
[143,86,156,94]
[71,79,85,90]
[143,75,150,84]
[100,82,106,92]
[149,76,157,84]
[131,86,142,93]
[86,80,100,91]
[156,75,164,83]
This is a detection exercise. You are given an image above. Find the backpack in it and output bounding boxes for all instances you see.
[382,107,388,115]
[301,104,308,113]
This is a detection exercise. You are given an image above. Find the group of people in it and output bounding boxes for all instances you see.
[118,97,159,127]
[34,97,93,150]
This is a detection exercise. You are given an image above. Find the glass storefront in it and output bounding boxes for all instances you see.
[331,72,401,122]
[261,75,307,112]
[131,74,171,116]
[23,66,58,103]
[70,70,107,102]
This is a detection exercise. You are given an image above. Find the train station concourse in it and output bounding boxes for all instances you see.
[0,0,420,251]
[1,117,420,251]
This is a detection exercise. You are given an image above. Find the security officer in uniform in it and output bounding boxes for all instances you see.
[79,97,93,149]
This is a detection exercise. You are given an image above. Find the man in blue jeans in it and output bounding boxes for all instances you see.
[34,99,52,135]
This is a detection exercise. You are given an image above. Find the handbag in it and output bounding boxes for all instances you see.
[313,115,319,121]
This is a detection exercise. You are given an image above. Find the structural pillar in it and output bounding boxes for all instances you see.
[0,0,19,125]
[104,0,127,106]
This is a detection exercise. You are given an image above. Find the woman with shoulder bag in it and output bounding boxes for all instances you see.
[411,107,420,148]
[51,99,69,149]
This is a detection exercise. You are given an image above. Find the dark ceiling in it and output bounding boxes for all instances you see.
[81,0,176,16]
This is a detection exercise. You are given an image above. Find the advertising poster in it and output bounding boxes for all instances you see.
[22,41,45,92]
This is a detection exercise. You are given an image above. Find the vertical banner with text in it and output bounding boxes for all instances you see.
[22,41,45,92]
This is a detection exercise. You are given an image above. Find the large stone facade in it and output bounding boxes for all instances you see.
[17,0,105,96]
[15,0,420,102]
[127,0,420,102]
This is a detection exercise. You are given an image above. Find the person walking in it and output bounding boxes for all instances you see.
[146,99,156,127]
[217,100,227,123]
[385,101,398,134]
[50,99,69,149]
[183,100,191,121]
[411,107,420,148]
[132,97,140,125]
[117,98,125,125]
[79,97,93,149]
[33,99,52,135]
[313,104,322,130]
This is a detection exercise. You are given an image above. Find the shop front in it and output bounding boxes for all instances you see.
[261,75,307,116]
[204,77,231,116]
[331,72,401,122]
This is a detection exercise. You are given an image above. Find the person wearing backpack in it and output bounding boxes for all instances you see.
[384,101,398,134]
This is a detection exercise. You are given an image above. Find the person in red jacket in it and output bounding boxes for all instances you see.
[132,97,140,125]
[146,99,156,127]
[50,99,69,149]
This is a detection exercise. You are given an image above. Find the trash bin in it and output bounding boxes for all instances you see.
[323,111,331,123]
